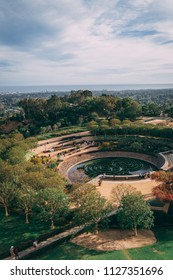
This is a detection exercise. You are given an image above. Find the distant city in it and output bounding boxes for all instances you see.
[0,85,173,119]
[0,84,173,94]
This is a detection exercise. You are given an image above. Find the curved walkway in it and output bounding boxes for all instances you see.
[33,131,91,155]
[5,225,85,260]
[159,152,173,170]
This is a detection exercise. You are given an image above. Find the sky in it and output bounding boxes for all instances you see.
[0,0,173,86]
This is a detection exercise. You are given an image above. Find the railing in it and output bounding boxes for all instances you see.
[98,173,150,181]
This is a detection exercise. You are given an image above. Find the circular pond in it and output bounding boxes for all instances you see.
[68,157,158,181]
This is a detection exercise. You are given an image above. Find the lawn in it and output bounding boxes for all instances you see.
[0,212,68,258]
[1,210,173,260]
[32,227,173,260]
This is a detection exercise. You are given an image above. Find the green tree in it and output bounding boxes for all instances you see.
[110,118,121,127]
[46,95,62,122]
[130,141,143,152]
[16,186,36,224]
[142,102,161,116]
[72,184,112,232]
[99,119,109,137]
[19,98,46,121]
[117,193,154,236]
[0,182,16,217]
[6,146,26,165]
[116,98,141,121]
[87,121,99,135]
[90,112,99,121]
[38,188,69,229]
[68,90,93,104]
[111,184,139,207]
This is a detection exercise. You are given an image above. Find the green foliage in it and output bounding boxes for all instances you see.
[111,184,139,207]
[37,125,87,140]
[72,184,112,229]
[129,141,143,152]
[110,118,121,127]
[87,121,99,135]
[6,146,26,165]
[67,90,93,104]
[38,188,69,229]
[17,94,142,136]
[96,135,173,155]
[0,133,37,164]
[117,193,154,236]
[116,98,141,121]
[0,182,16,217]
[19,98,47,121]
[16,186,37,224]
[142,103,161,116]
[90,120,173,140]
[101,142,111,150]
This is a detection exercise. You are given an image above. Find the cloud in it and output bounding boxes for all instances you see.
[0,0,173,85]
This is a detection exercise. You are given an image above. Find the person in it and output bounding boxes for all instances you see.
[10,246,15,259]
[14,247,19,260]
[98,179,102,186]
[33,240,38,248]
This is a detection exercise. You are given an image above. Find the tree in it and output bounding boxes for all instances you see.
[152,171,173,202]
[68,90,93,104]
[19,98,46,121]
[46,95,62,122]
[151,171,173,182]
[87,121,99,135]
[117,193,154,236]
[115,98,141,121]
[0,182,16,217]
[6,146,26,165]
[99,119,110,137]
[130,141,143,152]
[16,186,36,224]
[72,184,112,232]
[110,118,121,127]
[15,162,66,191]
[90,112,99,121]
[38,188,69,229]
[142,102,161,116]
[111,184,139,207]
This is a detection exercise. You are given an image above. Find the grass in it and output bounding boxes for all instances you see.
[0,212,63,256]
[37,126,87,140]
[1,208,173,260]
[32,227,173,260]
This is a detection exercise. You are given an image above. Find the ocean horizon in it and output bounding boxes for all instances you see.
[0,84,173,94]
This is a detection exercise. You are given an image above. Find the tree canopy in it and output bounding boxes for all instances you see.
[72,184,112,231]
[152,171,173,202]
[117,193,154,236]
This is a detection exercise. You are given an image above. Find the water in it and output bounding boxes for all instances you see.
[0,84,173,94]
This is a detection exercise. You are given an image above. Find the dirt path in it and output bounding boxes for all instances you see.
[72,229,156,252]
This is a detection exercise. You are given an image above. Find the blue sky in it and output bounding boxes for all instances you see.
[0,0,173,85]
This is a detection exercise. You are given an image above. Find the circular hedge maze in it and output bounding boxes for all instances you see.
[69,157,157,179]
